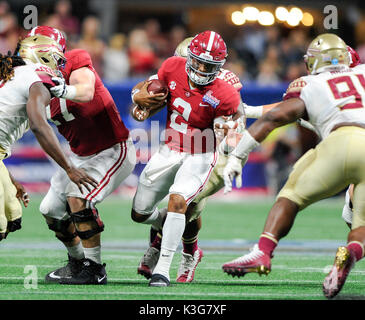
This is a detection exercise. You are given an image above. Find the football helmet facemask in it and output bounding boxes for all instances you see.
[304,33,350,75]
[186,31,227,86]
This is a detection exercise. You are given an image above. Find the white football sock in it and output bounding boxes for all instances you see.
[65,242,84,260]
[84,246,101,264]
[153,212,186,280]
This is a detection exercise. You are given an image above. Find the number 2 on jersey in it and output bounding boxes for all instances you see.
[170,97,192,134]
[327,74,365,110]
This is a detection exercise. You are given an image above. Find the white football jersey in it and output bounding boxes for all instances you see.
[287,65,365,139]
[0,63,45,156]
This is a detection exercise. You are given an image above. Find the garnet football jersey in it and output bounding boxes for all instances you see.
[47,49,129,156]
[157,56,240,153]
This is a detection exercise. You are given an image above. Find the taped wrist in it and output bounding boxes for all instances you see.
[63,85,77,100]
[244,105,263,119]
[46,217,77,242]
[70,208,104,240]
[231,130,260,160]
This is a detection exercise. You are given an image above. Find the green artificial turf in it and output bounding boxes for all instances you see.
[0,196,363,301]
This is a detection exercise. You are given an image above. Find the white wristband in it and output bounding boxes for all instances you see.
[131,88,140,104]
[244,105,263,119]
[231,129,260,160]
[63,85,77,100]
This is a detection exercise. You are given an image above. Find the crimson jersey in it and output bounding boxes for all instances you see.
[47,49,129,156]
[157,57,240,153]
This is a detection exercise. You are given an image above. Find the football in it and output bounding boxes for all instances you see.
[147,79,169,97]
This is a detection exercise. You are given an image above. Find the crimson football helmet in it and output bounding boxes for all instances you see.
[186,31,227,86]
[27,26,66,53]
[347,46,360,68]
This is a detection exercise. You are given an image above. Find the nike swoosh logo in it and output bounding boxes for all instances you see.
[199,103,209,107]
[97,275,106,283]
[48,272,61,279]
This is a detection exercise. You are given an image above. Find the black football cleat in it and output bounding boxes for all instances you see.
[149,273,170,287]
[45,254,84,283]
[59,258,107,285]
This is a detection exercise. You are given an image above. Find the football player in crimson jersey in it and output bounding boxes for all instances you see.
[0,35,98,240]
[27,26,136,285]
[130,30,241,287]
[134,37,246,283]
[222,33,365,299]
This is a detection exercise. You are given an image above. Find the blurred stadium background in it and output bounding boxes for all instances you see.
[3,0,365,198]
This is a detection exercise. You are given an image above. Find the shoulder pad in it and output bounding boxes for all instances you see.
[35,65,57,88]
[217,68,243,91]
[284,77,307,100]
[35,65,57,77]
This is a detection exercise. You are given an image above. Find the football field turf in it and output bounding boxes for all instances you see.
[1,195,365,300]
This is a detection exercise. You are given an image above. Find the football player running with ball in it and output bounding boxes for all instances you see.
[222,33,365,299]
[130,31,241,287]
[27,26,136,285]
[0,32,97,241]
[133,37,246,283]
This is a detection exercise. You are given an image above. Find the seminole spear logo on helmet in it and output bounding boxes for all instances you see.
[304,33,351,75]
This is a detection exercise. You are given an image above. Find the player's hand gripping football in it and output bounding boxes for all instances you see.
[223,155,244,194]
[133,80,168,111]
[66,166,99,194]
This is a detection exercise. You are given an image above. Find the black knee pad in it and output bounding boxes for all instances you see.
[70,207,104,240]
[46,217,77,242]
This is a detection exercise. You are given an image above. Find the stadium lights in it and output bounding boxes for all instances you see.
[231,10,246,25]
[258,11,275,26]
[230,6,312,28]
[302,12,314,26]
[242,6,260,21]
[286,7,303,26]
[275,6,289,21]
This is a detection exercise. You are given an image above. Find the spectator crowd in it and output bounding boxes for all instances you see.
[3,0,360,86]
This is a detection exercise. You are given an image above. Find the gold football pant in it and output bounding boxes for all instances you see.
[0,158,22,233]
[277,126,365,229]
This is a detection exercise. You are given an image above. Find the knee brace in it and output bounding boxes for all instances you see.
[70,208,104,240]
[46,217,77,243]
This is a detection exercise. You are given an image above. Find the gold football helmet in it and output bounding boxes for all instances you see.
[18,35,66,70]
[174,37,194,58]
[304,33,350,74]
